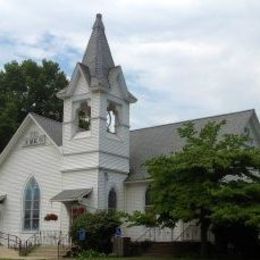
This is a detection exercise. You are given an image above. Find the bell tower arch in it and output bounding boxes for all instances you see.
[57,14,137,210]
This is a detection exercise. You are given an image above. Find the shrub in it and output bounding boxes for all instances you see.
[70,210,122,254]
[77,249,106,259]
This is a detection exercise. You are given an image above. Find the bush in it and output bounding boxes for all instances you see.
[70,210,122,254]
[77,249,106,259]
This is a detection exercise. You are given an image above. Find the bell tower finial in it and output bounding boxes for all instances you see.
[82,13,114,85]
[93,13,104,30]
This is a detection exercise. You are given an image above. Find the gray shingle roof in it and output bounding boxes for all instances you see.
[82,13,115,83]
[50,188,92,202]
[30,110,258,182]
[128,109,255,182]
[30,113,62,146]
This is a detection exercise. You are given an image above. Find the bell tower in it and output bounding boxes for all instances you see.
[57,14,137,210]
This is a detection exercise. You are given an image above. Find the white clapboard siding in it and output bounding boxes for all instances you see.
[62,169,99,210]
[0,122,62,240]
[97,171,128,210]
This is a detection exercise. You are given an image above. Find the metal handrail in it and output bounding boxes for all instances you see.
[0,231,22,252]
[21,232,41,255]
[57,232,71,259]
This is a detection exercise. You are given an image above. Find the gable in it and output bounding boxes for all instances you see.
[245,111,260,146]
[16,121,50,149]
[57,63,90,99]
[0,114,61,167]
[31,113,62,146]
[74,73,90,95]
[108,66,137,103]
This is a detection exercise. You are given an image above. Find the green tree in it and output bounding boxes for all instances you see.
[145,120,260,256]
[211,181,260,257]
[0,59,68,152]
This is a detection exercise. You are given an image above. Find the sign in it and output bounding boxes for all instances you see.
[78,228,87,241]
[24,131,46,146]
[115,227,122,237]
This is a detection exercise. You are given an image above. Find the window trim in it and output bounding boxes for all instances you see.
[23,177,40,232]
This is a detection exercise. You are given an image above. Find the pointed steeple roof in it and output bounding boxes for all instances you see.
[82,14,115,85]
[57,13,137,102]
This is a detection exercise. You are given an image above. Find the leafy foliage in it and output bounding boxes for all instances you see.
[77,249,106,259]
[126,210,158,228]
[70,211,122,254]
[144,120,260,255]
[212,181,260,227]
[0,59,68,152]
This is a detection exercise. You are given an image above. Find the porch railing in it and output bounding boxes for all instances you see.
[0,231,22,252]
[0,230,72,257]
[135,224,201,242]
[21,232,41,255]
[57,232,72,259]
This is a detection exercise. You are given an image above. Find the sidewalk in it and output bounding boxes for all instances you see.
[0,246,45,260]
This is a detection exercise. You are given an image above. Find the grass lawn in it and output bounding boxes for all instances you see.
[71,256,210,260]
[0,256,209,260]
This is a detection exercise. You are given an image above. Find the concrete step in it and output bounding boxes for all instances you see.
[28,245,68,258]
[0,245,20,258]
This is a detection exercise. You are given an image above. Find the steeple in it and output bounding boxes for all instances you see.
[82,14,115,86]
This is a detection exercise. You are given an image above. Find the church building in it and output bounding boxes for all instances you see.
[0,14,260,243]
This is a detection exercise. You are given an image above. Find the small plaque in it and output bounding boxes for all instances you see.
[24,131,46,146]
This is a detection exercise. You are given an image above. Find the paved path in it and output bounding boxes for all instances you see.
[0,246,46,260]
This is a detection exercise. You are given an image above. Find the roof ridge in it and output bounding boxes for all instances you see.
[29,112,62,125]
[131,109,255,132]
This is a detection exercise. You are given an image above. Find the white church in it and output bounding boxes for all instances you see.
[0,14,260,244]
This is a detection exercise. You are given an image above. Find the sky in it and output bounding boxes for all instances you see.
[0,0,260,129]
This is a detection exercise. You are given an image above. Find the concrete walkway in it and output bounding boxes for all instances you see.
[0,246,46,260]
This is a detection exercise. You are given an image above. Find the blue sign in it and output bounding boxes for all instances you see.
[115,227,122,237]
[78,228,87,241]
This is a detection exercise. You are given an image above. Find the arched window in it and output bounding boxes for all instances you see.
[108,188,117,210]
[24,177,40,231]
[77,102,91,132]
[145,186,152,212]
[106,103,118,134]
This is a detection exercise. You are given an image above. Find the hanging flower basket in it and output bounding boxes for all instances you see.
[44,213,58,221]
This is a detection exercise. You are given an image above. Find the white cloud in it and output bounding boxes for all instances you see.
[0,0,260,128]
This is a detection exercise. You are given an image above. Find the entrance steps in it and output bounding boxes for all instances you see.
[0,245,20,259]
[28,245,67,259]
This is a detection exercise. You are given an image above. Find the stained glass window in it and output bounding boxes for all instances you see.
[23,177,40,231]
